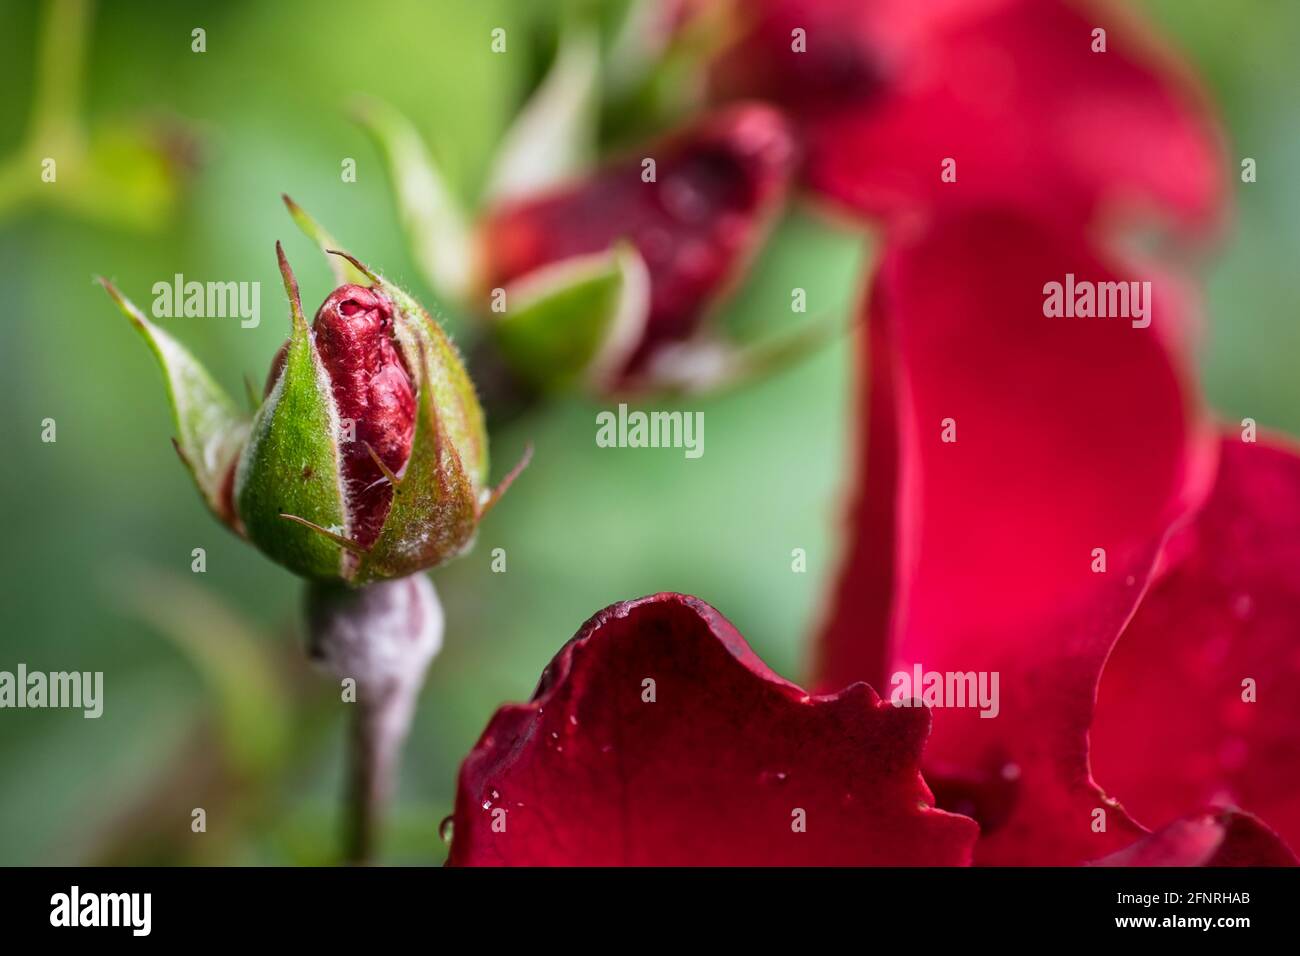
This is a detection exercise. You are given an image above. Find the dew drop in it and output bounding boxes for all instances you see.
[438,815,454,844]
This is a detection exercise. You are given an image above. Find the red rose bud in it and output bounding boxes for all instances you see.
[259,285,416,549]
[235,243,521,583]
[311,285,416,550]
[480,104,797,375]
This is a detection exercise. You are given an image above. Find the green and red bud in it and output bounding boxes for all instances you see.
[264,281,417,551]
[100,216,525,585]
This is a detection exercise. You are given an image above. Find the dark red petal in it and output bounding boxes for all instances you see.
[1092,437,1300,857]
[710,0,1009,116]
[1090,808,1297,867]
[448,593,977,866]
[310,284,415,549]
[716,0,1224,231]
[816,211,1216,865]
[479,105,797,373]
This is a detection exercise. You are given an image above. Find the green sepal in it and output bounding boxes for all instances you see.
[98,277,249,529]
[352,346,480,583]
[629,314,846,397]
[493,244,649,394]
[352,96,475,307]
[233,244,350,581]
[484,24,600,204]
[281,194,371,287]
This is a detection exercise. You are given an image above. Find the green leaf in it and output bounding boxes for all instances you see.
[98,278,249,528]
[493,244,649,393]
[233,244,350,581]
[484,25,600,204]
[352,96,475,308]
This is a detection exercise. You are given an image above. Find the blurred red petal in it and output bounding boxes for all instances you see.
[449,593,977,866]
[816,211,1216,864]
[1090,808,1297,867]
[479,105,797,372]
[714,0,1224,231]
[1092,437,1300,857]
[711,0,1009,114]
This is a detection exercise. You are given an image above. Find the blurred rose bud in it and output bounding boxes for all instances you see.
[478,104,797,389]
[357,90,800,395]
[99,229,526,584]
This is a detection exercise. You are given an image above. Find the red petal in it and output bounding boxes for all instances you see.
[448,593,977,866]
[715,0,1224,231]
[310,284,415,549]
[1092,437,1300,857]
[1090,808,1297,867]
[816,211,1216,864]
[710,0,1009,115]
[479,105,797,373]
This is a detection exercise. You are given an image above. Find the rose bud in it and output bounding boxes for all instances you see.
[263,282,417,551]
[99,231,527,585]
[478,103,798,389]
[356,92,801,395]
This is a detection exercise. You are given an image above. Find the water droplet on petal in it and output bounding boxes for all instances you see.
[438,815,455,843]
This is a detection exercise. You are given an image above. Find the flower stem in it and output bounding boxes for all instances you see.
[305,575,444,866]
[345,692,387,863]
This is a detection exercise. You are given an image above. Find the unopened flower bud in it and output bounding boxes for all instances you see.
[100,212,528,585]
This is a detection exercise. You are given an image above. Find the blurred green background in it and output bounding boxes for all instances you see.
[0,0,1295,865]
